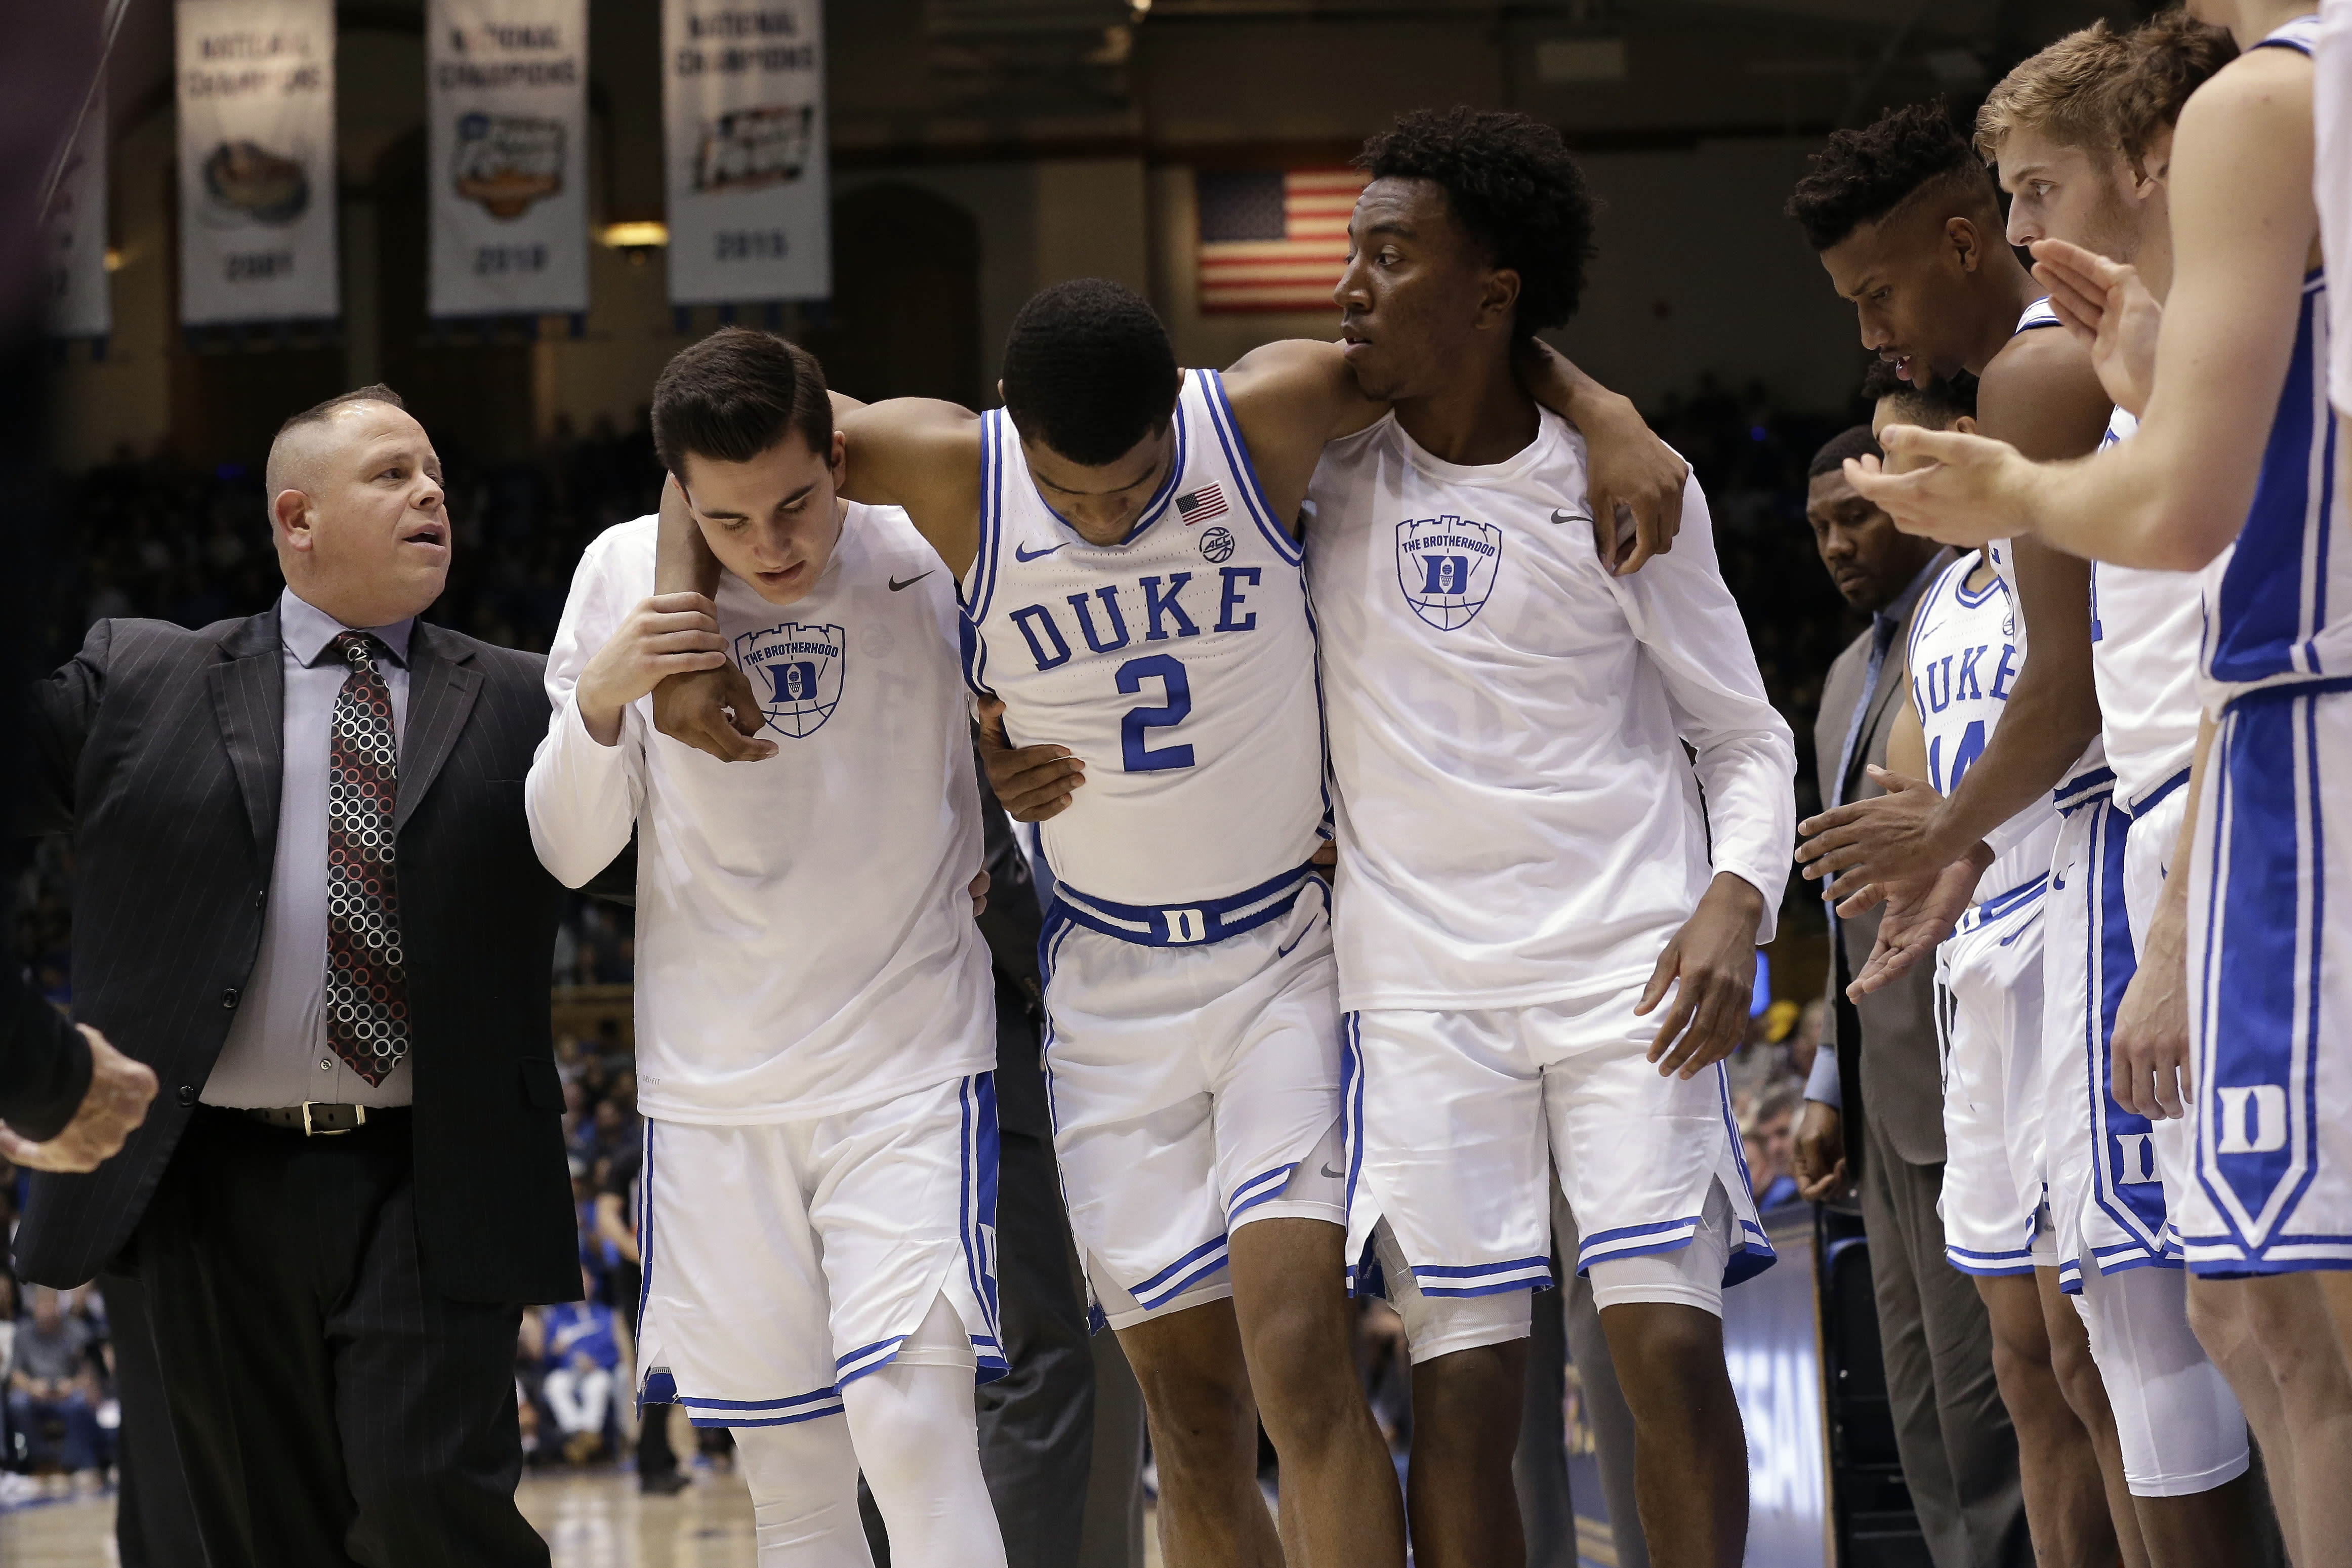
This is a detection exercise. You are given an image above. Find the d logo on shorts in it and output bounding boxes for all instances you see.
[1395,515,1502,631]
[735,622,846,738]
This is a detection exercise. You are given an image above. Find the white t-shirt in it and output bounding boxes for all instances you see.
[525,508,995,1124]
[1305,407,1797,1013]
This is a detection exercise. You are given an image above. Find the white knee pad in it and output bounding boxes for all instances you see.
[839,1294,1006,1568]
[733,1416,873,1566]
[2073,1265,2251,1497]
[1585,1181,1732,1316]
[1373,1220,1533,1365]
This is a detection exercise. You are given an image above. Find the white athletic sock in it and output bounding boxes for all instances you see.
[734,1415,874,1566]
[839,1293,1007,1568]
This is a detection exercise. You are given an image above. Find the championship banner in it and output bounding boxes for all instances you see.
[662,0,831,305]
[43,88,111,339]
[176,0,339,325]
[427,0,589,317]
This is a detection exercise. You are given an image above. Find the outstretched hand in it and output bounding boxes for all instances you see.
[976,697,1084,821]
[1797,766,1957,902]
[0,1026,157,1174]
[2032,237,2161,419]
[1844,858,1979,999]
[1842,437,2030,548]
[1638,874,1764,1079]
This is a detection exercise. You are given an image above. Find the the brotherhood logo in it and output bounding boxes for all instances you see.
[1395,515,1502,631]
[734,622,845,738]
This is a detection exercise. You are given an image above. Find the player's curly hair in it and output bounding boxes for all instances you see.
[1355,106,1598,336]
[1786,102,1997,252]
[2111,9,2238,177]
[1000,278,1181,467]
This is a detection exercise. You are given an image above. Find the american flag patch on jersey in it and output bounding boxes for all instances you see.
[1175,485,1228,525]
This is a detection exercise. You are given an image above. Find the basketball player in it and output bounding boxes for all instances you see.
[524,331,1007,1567]
[1304,108,1797,1568]
[1815,27,2265,1563]
[1847,365,2152,1568]
[1843,6,2352,1559]
[646,279,1683,1566]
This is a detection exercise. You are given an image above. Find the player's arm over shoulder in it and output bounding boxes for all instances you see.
[1977,326,2112,462]
[1218,339,1382,528]
[831,394,986,576]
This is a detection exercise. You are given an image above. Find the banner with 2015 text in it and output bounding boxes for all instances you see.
[427,0,589,317]
[176,0,339,325]
[663,0,831,305]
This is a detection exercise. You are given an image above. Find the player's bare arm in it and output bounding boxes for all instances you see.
[1800,333,2108,898]
[1219,336,1687,571]
[1852,46,2319,564]
[1639,872,1767,1080]
[573,591,728,746]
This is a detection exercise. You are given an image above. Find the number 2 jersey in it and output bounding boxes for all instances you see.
[1304,407,1796,1013]
[962,368,1325,917]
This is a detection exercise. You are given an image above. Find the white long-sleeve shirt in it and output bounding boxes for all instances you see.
[525,509,994,1124]
[1305,409,1797,1013]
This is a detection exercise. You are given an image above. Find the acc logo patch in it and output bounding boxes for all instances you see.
[734,622,846,738]
[1198,525,1235,563]
[1395,515,1502,631]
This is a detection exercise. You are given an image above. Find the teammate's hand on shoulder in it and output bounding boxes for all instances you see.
[968,869,989,919]
[1844,858,1976,998]
[1639,872,1765,1079]
[0,1025,157,1174]
[649,659,777,763]
[2031,238,2159,418]
[1582,395,1687,577]
[1793,1101,1848,1203]
[977,697,1083,821]
[1797,767,1957,901]
[2111,901,2193,1119]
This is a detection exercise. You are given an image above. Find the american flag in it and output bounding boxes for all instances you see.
[1195,168,1367,313]
[1175,485,1228,525]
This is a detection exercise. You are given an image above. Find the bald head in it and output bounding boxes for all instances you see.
[266,385,453,628]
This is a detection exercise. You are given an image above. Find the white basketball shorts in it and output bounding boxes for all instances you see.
[1039,871,1345,1331]
[634,1074,1005,1427]
[1935,872,2055,1276]
[2181,687,2352,1274]
[2045,777,2199,1292]
[1340,979,1773,1312]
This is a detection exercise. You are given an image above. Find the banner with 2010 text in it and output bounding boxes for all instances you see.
[176,0,339,326]
[663,0,831,305]
[427,0,589,317]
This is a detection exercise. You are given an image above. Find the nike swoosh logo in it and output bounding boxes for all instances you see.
[1550,509,1590,526]
[1320,1163,1346,1179]
[888,572,933,592]
[1014,542,1067,562]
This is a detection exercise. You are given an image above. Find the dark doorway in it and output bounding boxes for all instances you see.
[373,128,539,465]
[799,183,981,407]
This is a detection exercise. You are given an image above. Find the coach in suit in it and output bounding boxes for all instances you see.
[1793,427,2026,1566]
[18,386,580,1566]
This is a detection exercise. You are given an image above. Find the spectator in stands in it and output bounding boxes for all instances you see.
[1744,1085,1804,1209]
[538,1266,629,1465]
[7,1284,103,1491]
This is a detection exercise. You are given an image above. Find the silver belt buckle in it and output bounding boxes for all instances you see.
[300,1102,364,1137]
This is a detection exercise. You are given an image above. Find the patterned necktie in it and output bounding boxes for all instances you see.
[325,631,411,1086]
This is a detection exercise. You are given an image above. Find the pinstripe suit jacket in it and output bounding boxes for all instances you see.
[16,607,582,1304]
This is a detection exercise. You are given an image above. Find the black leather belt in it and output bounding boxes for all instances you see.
[241,1102,402,1136]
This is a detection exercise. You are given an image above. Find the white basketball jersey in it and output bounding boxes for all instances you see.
[2088,408,2205,807]
[962,369,1324,913]
[533,508,995,1124]
[1306,408,1796,1013]
[1907,553,2059,900]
